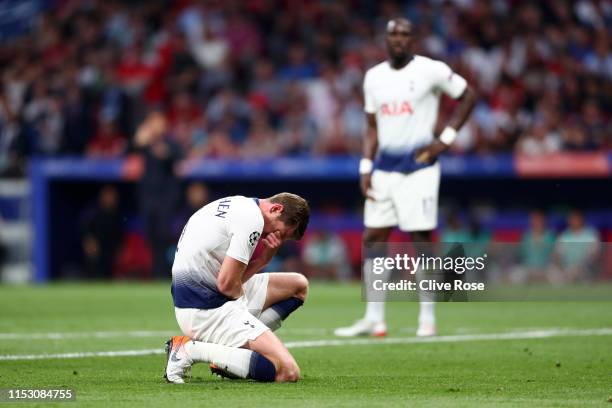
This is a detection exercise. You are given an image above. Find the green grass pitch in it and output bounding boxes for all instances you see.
[0,282,610,407]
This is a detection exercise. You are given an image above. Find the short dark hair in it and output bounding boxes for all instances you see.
[267,192,310,240]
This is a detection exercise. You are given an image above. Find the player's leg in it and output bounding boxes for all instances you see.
[170,338,279,383]
[412,230,437,337]
[167,302,295,383]
[244,329,300,382]
[396,163,441,337]
[334,226,392,337]
[201,321,301,383]
[335,170,397,337]
[263,272,309,307]
[256,272,308,331]
[165,334,275,384]
[363,227,393,326]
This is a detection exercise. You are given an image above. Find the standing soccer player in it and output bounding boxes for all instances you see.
[335,18,476,337]
[165,193,310,383]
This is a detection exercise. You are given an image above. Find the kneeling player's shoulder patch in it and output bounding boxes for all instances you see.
[249,231,261,246]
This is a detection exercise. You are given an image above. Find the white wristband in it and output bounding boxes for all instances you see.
[359,158,373,174]
[439,127,457,146]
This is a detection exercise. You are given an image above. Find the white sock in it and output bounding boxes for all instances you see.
[362,258,389,323]
[418,301,435,326]
[185,341,252,379]
[364,302,385,323]
[259,308,282,331]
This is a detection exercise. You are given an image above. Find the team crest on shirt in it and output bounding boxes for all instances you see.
[249,231,261,246]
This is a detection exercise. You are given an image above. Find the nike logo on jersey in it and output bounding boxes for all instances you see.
[381,100,414,116]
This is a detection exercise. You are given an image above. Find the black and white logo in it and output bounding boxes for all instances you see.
[248,231,261,246]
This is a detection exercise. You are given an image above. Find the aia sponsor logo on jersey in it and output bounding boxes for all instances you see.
[380,100,414,116]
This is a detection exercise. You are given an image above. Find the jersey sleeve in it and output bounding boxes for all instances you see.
[433,61,467,99]
[363,70,376,114]
[226,201,264,264]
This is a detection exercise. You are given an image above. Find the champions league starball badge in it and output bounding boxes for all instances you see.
[249,231,261,246]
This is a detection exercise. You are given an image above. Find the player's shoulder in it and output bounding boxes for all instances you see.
[364,61,391,80]
[413,55,448,70]
[230,196,264,226]
[232,195,260,211]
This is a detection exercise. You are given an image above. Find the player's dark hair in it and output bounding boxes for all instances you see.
[268,192,310,240]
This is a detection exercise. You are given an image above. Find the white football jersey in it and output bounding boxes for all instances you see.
[172,195,264,309]
[364,55,467,172]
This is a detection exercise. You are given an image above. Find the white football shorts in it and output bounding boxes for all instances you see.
[364,162,440,232]
[174,273,270,348]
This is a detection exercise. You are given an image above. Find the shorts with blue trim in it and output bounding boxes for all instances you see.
[364,162,440,232]
[174,273,270,347]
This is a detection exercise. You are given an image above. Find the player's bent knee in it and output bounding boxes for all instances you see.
[294,273,309,301]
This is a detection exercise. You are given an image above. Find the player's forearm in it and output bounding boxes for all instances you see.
[242,258,268,283]
[217,276,243,299]
[362,114,378,159]
[446,85,477,132]
[363,132,378,159]
[218,257,247,299]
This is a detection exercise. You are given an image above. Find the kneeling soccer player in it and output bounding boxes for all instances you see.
[164,193,310,383]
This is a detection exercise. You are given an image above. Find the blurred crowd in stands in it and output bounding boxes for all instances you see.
[79,183,605,283]
[0,0,611,177]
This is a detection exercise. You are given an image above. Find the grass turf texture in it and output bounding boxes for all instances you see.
[0,282,611,407]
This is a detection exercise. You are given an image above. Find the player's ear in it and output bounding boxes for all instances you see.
[270,203,284,214]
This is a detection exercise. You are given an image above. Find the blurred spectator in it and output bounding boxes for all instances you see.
[278,43,319,80]
[265,241,304,275]
[189,25,230,71]
[135,111,182,280]
[516,123,562,155]
[86,119,127,157]
[113,231,153,281]
[552,210,600,282]
[242,112,280,158]
[61,84,93,155]
[0,91,19,175]
[513,210,556,283]
[303,230,351,281]
[184,181,210,214]
[440,211,491,256]
[440,212,470,243]
[21,81,64,156]
[81,185,124,280]
[171,181,211,245]
[467,215,492,250]
[0,1,609,167]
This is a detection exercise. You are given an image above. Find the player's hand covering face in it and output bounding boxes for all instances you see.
[260,231,282,262]
[264,204,297,241]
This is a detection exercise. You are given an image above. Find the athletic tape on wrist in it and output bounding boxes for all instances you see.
[439,127,457,145]
[359,158,373,174]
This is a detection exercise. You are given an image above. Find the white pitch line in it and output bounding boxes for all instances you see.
[0,328,328,341]
[0,349,162,361]
[283,328,612,348]
[0,331,177,340]
[0,328,610,361]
